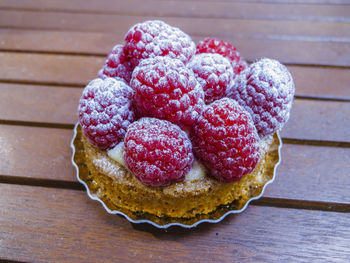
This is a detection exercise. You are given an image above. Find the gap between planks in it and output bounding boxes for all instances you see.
[0,174,349,213]
[0,259,29,263]
[1,49,350,69]
[1,0,350,23]
[1,118,349,148]
[1,79,349,103]
[1,119,350,148]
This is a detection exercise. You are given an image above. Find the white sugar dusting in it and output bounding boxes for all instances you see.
[125,20,196,66]
[187,53,234,103]
[227,58,295,136]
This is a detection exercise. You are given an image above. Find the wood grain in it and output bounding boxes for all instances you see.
[1,52,350,99]
[2,29,350,67]
[1,9,350,40]
[281,99,350,142]
[0,83,81,124]
[1,125,350,205]
[289,66,350,99]
[0,125,75,181]
[0,52,103,86]
[228,0,350,4]
[266,144,350,203]
[1,183,350,262]
[1,0,350,22]
[1,82,349,142]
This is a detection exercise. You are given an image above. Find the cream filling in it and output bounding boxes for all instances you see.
[107,135,272,183]
[107,142,206,182]
[107,142,126,166]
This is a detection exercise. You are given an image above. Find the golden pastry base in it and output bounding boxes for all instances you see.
[71,123,282,228]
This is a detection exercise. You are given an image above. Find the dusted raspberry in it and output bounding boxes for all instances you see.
[187,53,234,104]
[196,37,247,75]
[124,20,196,68]
[227,58,295,136]
[191,98,260,183]
[124,118,194,187]
[78,78,135,149]
[131,56,205,126]
[98,44,132,83]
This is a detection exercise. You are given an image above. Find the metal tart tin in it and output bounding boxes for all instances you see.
[71,123,282,229]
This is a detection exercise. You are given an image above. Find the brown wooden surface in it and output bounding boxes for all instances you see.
[1,124,350,206]
[1,183,350,263]
[2,0,350,21]
[0,1,349,262]
[1,85,350,142]
[1,52,350,99]
[2,29,350,67]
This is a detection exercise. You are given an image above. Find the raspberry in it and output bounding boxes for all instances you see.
[124,20,196,68]
[187,53,234,104]
[130,56,205,126]
[191,98,260,183]
[227,58,295,136]
[98,44,132,83]
[124,118,194,187]
[78,78,135,149]
[196,37,247,75]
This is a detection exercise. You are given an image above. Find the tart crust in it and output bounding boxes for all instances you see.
[77,125,279,219]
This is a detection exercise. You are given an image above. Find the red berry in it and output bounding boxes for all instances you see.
[130,56,205,126]
[227,58,295,136]
[196,37,247,75]
[98,44,133,83]
[124,20,196,68]
[78,78,135,149]
[191,98,260,183]
[124,118,194,187]
[187,53,234,104]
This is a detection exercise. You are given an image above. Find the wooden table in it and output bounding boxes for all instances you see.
[1,0,350,262]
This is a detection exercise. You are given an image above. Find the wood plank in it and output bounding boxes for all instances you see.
[2,29,350,67]
[1,82,350,142]
[0,29,114,55]
[1,125,350,205]
[1,183,349,262]
[281,100,350,142]
[0,52,103,86]
[1,52,350,99]
[0,125,76,181]
[267,144,350,203]
[1,10,350,40]
[1,0,350,22]
[229,0,350,4]
[289,66,350,99]
[0,83,81,124]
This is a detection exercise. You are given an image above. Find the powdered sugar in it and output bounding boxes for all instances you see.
[227,58,295,136]
[124,20,196,68]
[196,37,247,75]
[191,98,260,183]
[131,56,205,126]
[98,44,132,83]
[124,117,194,186]
[78,78,135,149]
[188,53,234,104]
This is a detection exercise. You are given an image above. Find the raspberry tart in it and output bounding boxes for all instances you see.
[72,20,293,227]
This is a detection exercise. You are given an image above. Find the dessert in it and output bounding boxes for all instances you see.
[73,20,294,224]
